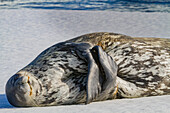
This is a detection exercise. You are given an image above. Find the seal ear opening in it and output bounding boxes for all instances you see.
[86,46,118,104]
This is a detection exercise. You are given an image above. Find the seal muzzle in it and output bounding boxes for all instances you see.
[6,71,41,107]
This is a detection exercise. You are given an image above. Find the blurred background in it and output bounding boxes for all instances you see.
[0,0,170,12]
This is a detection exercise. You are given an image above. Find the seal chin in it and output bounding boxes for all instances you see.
[6,71,41,107]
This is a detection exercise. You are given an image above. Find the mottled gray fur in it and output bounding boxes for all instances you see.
[6,32,170,107]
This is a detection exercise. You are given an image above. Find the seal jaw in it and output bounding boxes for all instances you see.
[6,71,40,107]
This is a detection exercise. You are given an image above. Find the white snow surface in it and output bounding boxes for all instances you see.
[0,9,170,112]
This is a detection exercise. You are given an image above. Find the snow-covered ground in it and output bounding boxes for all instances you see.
[1,95,170,113]
[0,9,170,112]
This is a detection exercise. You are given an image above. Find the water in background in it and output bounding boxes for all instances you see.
[0,0,170,12]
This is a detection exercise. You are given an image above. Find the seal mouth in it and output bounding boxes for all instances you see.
[6,71,40,107]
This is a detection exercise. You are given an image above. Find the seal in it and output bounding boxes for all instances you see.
[6,32,170,107]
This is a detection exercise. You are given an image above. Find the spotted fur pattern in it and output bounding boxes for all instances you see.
[22,43,89,105]
[68,32,170,98]
[14,32,170,106]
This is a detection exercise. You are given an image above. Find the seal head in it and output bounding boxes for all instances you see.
[6,71,42,107]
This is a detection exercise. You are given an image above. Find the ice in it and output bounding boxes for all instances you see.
[0,9,170,112]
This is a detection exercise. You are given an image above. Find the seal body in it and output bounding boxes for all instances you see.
[6,32,170,107]
[68,33,170,97]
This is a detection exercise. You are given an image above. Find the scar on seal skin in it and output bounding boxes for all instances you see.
[6,32,170,107]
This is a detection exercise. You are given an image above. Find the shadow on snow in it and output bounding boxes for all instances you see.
[0,94,14,109]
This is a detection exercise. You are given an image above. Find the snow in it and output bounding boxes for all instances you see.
[0,95,170,113]
[0,9,170,112]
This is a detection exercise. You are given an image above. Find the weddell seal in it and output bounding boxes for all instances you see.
[6,32,170,107]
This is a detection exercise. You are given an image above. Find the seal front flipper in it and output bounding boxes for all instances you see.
[65,43,118,104]
[85,53,101,104]
[86,46,118,104]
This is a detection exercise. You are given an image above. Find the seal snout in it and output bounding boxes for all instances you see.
[14,73,32,95]
[6,71,39,107]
